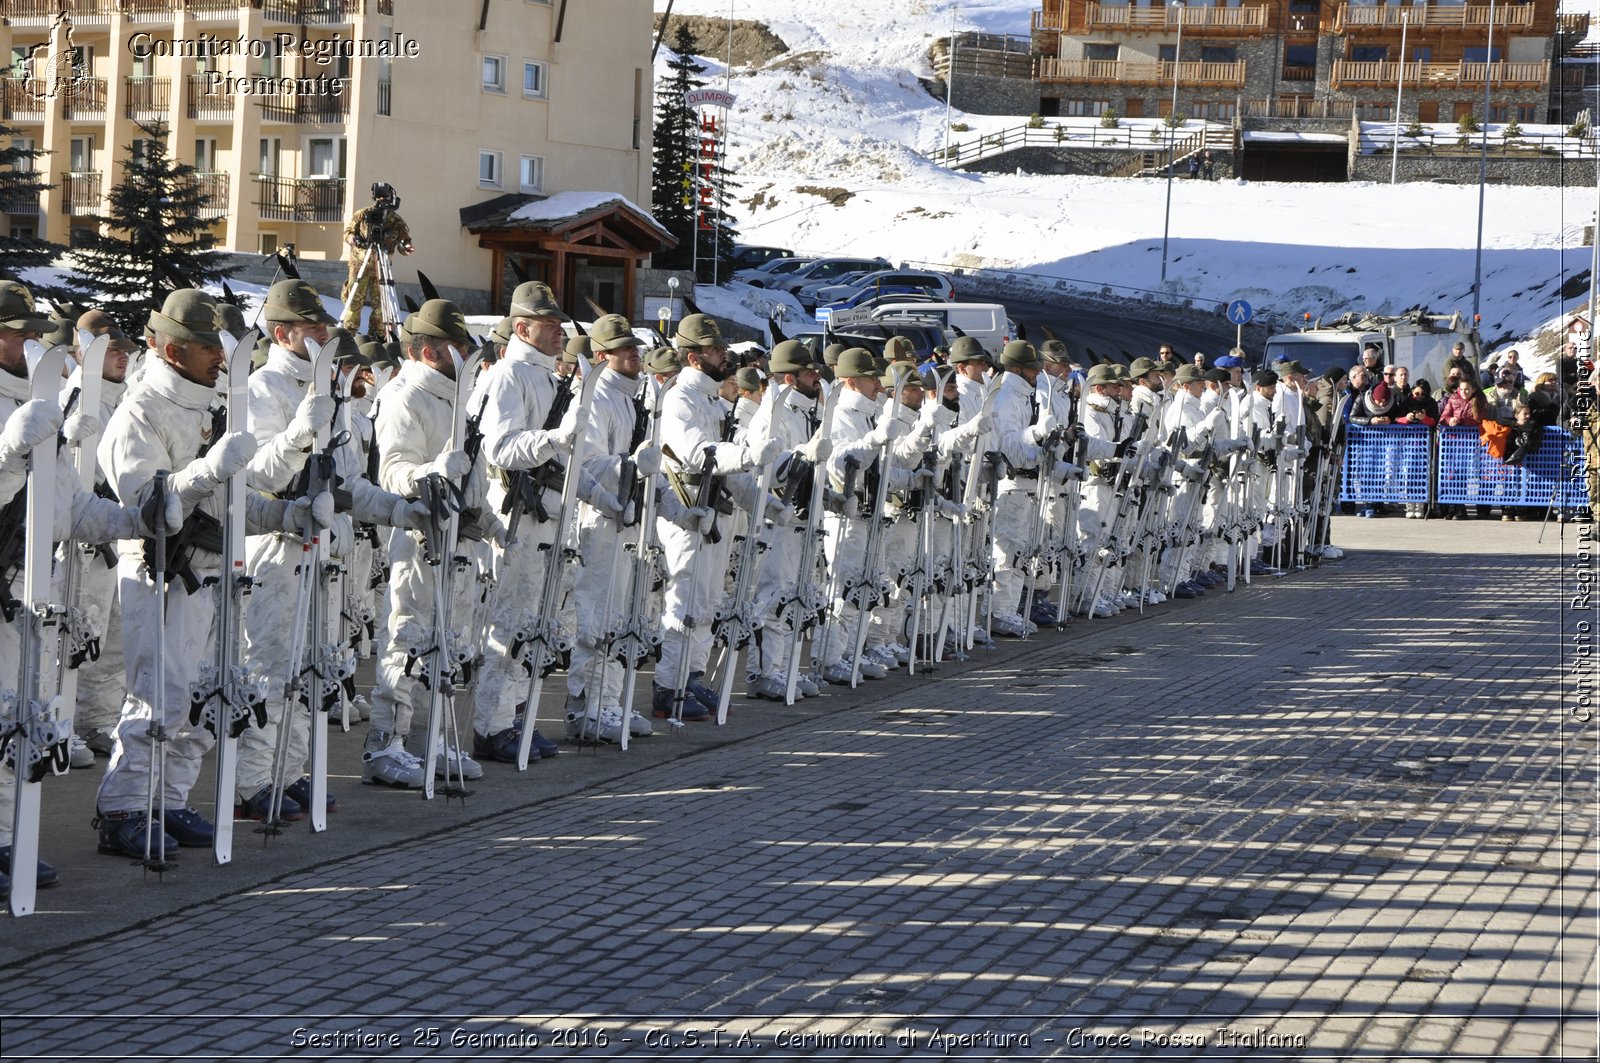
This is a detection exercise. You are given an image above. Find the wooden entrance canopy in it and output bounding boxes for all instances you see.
[460,192,677,317]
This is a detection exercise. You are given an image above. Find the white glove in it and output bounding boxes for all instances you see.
[672,504,715,535]
[62,411,101,446]
[1180,461,1206,483]
[1053,461,1084,480]
[283,490,336,533]
[798,431,833,464]
[633,444,662,478]
[593,490,633,524]
[748,436,783,468]
[966,411,994,437]
[170,430,257,505]
[1019,443,1041,466]
[935,496,970,518]
[391,497,432,529]
[546,419,579,452]
[763,493,791,524]
[1280,445,1303,460]
[917,400,941,428]
[432,449,471,480]
[864,417,909,448]
[134,488,185,538]
[1225,438,1250,454]
[285,393,336,448]
[0,399,62,467]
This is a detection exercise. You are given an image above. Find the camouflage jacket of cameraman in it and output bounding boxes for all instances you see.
[344,205,413,261]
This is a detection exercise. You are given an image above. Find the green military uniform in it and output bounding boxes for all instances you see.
[339,200,413,340]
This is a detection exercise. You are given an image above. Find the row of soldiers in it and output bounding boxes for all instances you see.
[0,273,1346,901]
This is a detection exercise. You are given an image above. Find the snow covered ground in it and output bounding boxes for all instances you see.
[660,0,1596,357]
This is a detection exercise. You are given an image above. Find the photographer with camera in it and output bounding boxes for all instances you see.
[339,182,414,341]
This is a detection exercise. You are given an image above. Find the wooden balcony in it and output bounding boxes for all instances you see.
[186,73,233,120]
[1559,13,1591,38]
[1032,10,1067,32]
[124,76,171,120]
[61,171,101,216]
[255,175,345,223]
[1243,95,1358,119]
[62,78,108,121]
[1037,57,1247,87]
[1086,2,1269,33]
[1334,3,1535,33]
[1331,59,1548,88]
[0,78,46,122]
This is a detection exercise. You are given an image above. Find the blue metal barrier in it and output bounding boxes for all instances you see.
[1338,424,1432,503]
[1435,425,1589,508]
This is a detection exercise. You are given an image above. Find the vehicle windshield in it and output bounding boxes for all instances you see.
[1260,339,1364,377]
[762,259,810,275]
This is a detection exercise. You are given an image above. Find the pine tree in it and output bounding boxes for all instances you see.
[72,121,232,332]
[651,25,704,271]
[651,25,740,280]
[0,122,72,300]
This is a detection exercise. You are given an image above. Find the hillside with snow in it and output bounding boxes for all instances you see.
[660,0,1595,357]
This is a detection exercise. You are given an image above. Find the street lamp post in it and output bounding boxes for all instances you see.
[1471,0,1496,322]
[1390,13,1407,184]
[944,1,958,159]
[1160,0,1185,285]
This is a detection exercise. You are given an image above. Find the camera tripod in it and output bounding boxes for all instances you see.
[340,237,403,343]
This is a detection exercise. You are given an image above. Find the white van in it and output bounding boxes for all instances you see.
[864,302,1015,353]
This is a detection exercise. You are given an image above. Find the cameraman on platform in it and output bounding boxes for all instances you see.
[340,182,414,340]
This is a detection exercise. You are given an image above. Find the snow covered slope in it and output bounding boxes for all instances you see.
[660,0,1592,353]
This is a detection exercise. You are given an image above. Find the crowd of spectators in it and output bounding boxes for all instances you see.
[1331,340,1589,521]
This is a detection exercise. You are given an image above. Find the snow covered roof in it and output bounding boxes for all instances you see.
[1242,131,1349,145]
[460,191,674,246]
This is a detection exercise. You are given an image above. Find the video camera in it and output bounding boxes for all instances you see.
[353,182,402,250]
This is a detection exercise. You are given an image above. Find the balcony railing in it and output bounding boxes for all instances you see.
[189,171,230,220]
[61,171,101,215]
[124,76,170,120]
[0,0,113,25]
[1560,13,1592,38]
[62,78,108,121]
[186,73,233,119]
[1086,2,1268,32]
[1037,57,1247,87]
[1331,59,1548,88]
[262,0,368,23]
[257,78,350,123]
[1031,10,1067,32]
[0,190,42,216]
[0,78,46,122]
[1286,10,1319,32]
[1242,96,1358,119]
[1282,64,1316,82]
[255,175,345,222]
[1334,3,1535,33]
[376,77,391,116]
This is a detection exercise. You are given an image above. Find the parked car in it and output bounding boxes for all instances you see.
[867,301,1015,354]
[817,287,943,320]
[808,269,957,309]
[728,244,796,271]
[788,321,948,362]
[731,256,814,288]
[766,256,892,298]
[792,270,875,308]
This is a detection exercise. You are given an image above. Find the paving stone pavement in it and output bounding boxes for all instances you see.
[0,517,1593,1060]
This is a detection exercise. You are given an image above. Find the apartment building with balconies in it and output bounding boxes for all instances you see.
[0,0,662,312]
[1029,0,1563,126]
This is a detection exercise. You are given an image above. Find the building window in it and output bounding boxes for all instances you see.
[1061,98,1111,117]
[1516,104,1537,122]
[9,224,36,241]
[1463,46,1503,63]
[131,138,155,163]
[479,149,502,187]
[1158,44,1177,63]
[70,136,94,173]
[1349,45,1387,62]
[1489,102,1508,122]
[259,137,280,176]
[1195,99,1236,120]
[306,136,345,178]
[1364,101,1393,121]
[11,137,33,172]
[519,154,544,192]
[523,60,548,99]
[194,137,216,171]
[1200,45,1237,64]
[1085,43,1120,62]
[259,232,279,255]
[482,54,506,93]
